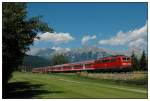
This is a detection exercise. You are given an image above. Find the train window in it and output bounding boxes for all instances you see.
[95,60,102,63]
[102,59,110,62]
[63,66,70,69]
[85,64,91,66]
[102,60,106,62]
[73,65,82,67]
[105,60,109,62]
[105,59,111,62]
[111,58,116,62]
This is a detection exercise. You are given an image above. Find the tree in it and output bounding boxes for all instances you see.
[131,51,139,71]
[140,50,147,71]
[51,54,69,66]
[2,3,53,98]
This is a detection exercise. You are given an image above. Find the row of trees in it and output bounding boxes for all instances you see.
[50,54,69,66]
[131,50,147,71]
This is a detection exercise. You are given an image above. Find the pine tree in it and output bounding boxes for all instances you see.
[140,50,147,71]
[131,51,139,71]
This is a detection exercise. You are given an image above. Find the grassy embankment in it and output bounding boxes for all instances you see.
[8,72,147,99]
[76,71,148,88]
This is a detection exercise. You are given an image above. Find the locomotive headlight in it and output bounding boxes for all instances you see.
[122,63,127,65]
[122,63,131,65]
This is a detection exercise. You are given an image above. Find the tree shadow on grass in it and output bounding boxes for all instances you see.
[6,81,64,99]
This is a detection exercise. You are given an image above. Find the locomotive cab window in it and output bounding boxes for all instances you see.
[122,57,130,61]
[123,58,126,60]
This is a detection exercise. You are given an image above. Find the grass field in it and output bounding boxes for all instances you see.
[8,72,148,99]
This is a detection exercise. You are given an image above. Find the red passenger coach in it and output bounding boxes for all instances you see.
[32,55,132,73]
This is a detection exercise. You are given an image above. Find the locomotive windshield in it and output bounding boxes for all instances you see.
[122,57,130,61]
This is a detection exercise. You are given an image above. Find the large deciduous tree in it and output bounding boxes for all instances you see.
[2,3,53,98]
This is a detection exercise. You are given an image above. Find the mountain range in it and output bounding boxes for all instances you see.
[23,46,144,68]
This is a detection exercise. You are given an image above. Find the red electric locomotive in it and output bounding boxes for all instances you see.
[93,55,132,72]
[32,55,132,73]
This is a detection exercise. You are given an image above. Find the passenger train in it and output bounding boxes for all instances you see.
[32,55,132,73]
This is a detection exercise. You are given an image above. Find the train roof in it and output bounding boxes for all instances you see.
[103,55,130,58]
[52,60,95,67]
[52,55,130,67]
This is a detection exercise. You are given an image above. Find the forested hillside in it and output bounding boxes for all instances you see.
[22,55,51,68]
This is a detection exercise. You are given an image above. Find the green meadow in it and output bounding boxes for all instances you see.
[8,72,147,99]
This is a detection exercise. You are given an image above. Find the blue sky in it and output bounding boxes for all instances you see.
[27,2,147,51]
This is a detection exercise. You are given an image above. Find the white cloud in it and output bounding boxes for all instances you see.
[51,46,62,51]
[26,47,46,55]
[99,22,147,49]
[128,38,146,49]
[27,46,71,56]
[36,32,74,44]
[81,35,96,45]
[52,46,71,52]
